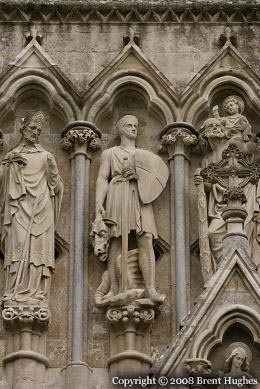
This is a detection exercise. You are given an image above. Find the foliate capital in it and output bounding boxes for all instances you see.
[161,128,197,147]
[106,304,155,328]
[184,358,212,378]
[60,127,101,152]
[60,121,102,154]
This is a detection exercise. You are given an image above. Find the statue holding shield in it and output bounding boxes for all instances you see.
[92,115,169,306]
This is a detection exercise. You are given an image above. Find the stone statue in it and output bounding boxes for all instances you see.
[217,343,257,389]
[0,111,63,304]
[92,115,169,306]
[195,95,260,276]
[213,95,251,141]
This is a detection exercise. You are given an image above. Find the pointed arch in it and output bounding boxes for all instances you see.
[0,39,80,125]
[83,43,177,125]
[180,45,260,125]
[0,70,78,123]
[191,305,260,359]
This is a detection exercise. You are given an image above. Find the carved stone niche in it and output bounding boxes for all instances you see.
[2,304,50,389]
[208,326,260,384]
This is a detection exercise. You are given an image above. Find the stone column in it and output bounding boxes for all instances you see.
[106,302,155,378]
[2,306,50,389]
[60,121,101,388]
[160,123,197,331]
[185,358,212,389]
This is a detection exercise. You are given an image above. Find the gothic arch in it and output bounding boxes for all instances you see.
[182,75,260,127]
[191,305,260,360]
[180,45,260,126]
[83,42,177,125]
[86,73,174,126]
[0,70,79,123]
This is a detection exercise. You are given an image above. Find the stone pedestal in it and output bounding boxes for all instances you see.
[222,189,250,259]
[160,123,198,331]
[106,302,155,377]
[2,304,50,389]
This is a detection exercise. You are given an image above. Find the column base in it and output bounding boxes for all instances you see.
[2,303,50,389]
[61,362,92,389]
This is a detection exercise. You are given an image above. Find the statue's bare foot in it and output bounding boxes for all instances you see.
[147,289,165,304]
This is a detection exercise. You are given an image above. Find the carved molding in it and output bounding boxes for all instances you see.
[0,3,259,24]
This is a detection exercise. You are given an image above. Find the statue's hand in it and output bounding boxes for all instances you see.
[47,153,58,173]
[212,105,220,118]
[122,167,137,180]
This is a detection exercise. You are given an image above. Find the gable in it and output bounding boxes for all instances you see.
[154,251,260,377]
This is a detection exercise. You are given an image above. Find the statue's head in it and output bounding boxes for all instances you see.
[116,115,138,140]
[224,344,250,373]
[20,111,46,145]
[223,95,244,116]
[200,117,224,138]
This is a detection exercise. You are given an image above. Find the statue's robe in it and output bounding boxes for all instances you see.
[105,146,168,239]
[0,142,63,301]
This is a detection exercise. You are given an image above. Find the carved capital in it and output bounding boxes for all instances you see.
[162,129,197,147]
[185,358,212,378]
[106,304,155,329]
[160,123,198,158]
[2,305,50,330]
[60,121,102,156]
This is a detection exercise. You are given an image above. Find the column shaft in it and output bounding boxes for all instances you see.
[60,122,101,389]
[169,158,176,335]
[160,123,198,332]
[72,154,86,361]
[174,154,187,329]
